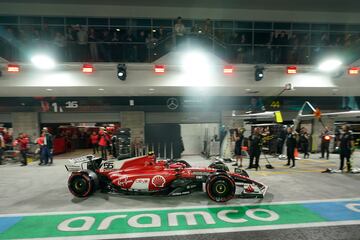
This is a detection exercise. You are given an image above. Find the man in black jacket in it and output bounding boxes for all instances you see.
[285,127,297,168]
[320,126,331,159]
[338,125,354,172]
[247,127,263,170]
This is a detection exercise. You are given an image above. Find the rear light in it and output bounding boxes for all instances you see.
[154,65,165,74]
[7,64,20,72]
[348,67,359,75]
[223,65,234,74]
[287,66,297,74]
[82,64,94,73]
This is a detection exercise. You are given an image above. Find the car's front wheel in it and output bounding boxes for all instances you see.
[206,174,235,202]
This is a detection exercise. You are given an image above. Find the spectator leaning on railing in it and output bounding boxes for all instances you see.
[54,32,66,61]
[88,28,99,61]
[76,25,88,61]
[174,16,186,46]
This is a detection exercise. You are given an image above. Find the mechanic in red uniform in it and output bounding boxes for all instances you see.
[98,130,110,160]
[90,131,99,155]
[36,133,46,166]
[17,133,29,166]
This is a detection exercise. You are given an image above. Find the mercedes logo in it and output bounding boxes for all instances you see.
[167,98,179,110]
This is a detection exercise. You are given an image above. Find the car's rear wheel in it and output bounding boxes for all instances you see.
[68,173,95,198]
[206,174,235,202]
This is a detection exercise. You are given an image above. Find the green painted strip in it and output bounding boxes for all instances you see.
[0,204,325,239]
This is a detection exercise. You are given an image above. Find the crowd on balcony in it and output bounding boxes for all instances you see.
[227,30,360,64]
[0,24,170,63]
[1,17,360,64]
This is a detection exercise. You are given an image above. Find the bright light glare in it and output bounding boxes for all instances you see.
[182,51,211,74]
[31,55,56,70]
[318,59,342,72]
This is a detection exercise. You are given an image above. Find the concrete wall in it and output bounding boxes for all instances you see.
[120,111,145,146]
[11,112,40,141]
[180,123,219,155]
[1,3,360,23]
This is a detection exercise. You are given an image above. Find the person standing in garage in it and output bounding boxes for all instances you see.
[285,127,297,168]
[0,132,5,165]
[17,133,29,166]
[320,126,331,159]
[90,131,99,155]
[300,127,310,159]
[37,133,46,165]
[247,127,263,170]
[99,130,110,160]
[42,128,53,165]
[338,124,354,172]
[232,128,244,167]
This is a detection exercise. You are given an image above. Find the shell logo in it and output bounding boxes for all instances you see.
[152,175,166,188]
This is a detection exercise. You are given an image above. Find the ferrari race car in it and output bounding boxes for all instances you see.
[65,154,268,202]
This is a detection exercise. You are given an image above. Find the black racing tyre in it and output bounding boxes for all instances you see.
[206,174,235,202]
[68,173,95,198]
[208,162,229,172]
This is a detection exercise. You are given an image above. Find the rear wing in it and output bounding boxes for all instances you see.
[65,155,97,172]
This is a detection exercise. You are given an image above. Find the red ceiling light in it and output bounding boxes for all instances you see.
[154,65,165,74]
[287,66,297,74]
[7,64,20,73]
[223,65,234,74]
[348,67,359,75]
[82,64,94,73]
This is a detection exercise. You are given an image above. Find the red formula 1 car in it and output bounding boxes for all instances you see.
[65,154,268,202]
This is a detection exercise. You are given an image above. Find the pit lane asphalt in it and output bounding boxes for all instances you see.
[142,225,360,240]
[0,151,359,240]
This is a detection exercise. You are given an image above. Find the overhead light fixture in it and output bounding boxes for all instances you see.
[318,58,342,72]
[287,66,297,74]
[7,64,20,73]
[149,88,155,91]
[98,88,105,91]
[255,66,264,81]
[284,83,294,90]
[117,63,127,80]
[348,67,359,75]
[116,29,120,32]
[154,65,165,74]
[82,64,94,73]
[223,65,234,74]
[31,54,56,70]
[46,88,53,91]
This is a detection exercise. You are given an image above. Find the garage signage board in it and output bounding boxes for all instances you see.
[0,198,360,239]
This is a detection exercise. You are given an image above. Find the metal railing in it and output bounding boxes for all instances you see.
[0,33,359,64]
